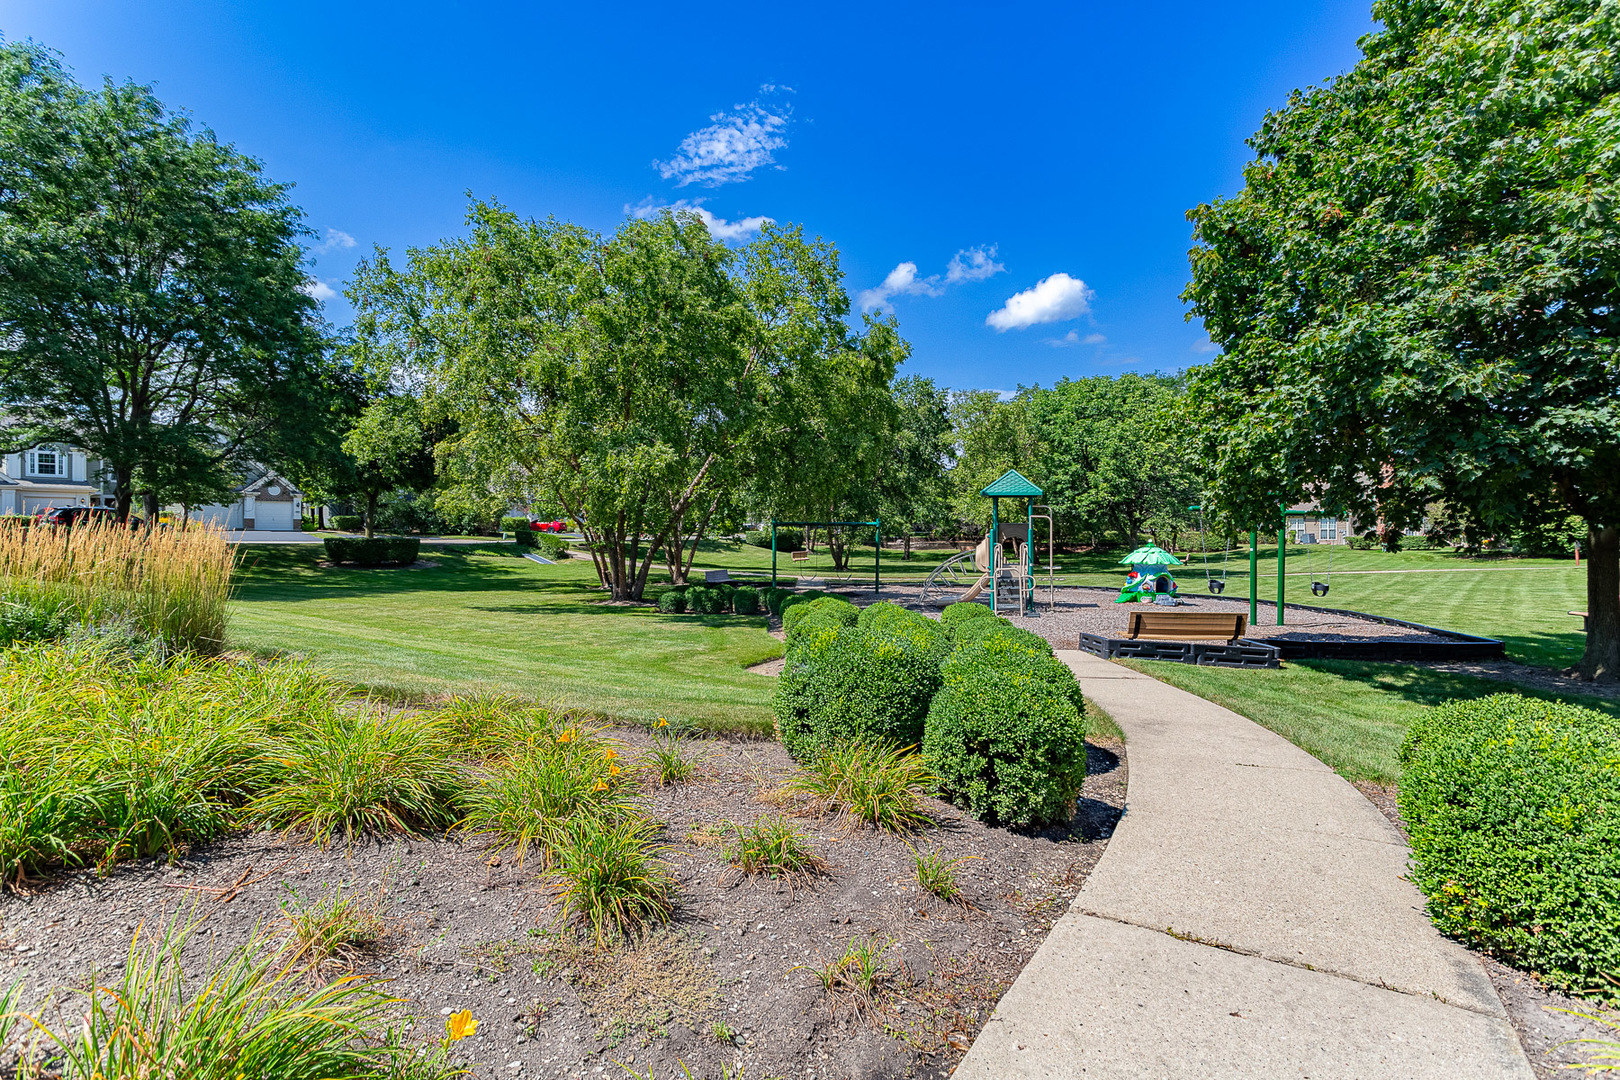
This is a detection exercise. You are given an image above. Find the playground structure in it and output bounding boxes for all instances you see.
[1190,503,1337,627]
[921,469,1054,614]
[1114,544,1182,604]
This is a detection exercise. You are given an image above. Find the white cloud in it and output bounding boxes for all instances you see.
[654,91,793,187]
[1191,338,1220,354]
[317,228,356,253]
[945,245,1005,284]
[857,245,1006,312]
[986,273,1094,331]
[300,278,338,303]
[857,262,944,312]
[627,198,773,242]
[1048,330,1107,347]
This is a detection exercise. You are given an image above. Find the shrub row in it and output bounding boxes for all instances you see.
[323,537,421,567]
[328,514,363,532]
[656,582,763,616]
[742,527,803,551]
[537,533,569,560]
[1399,694,1620,1002]
[773,600,1087,827]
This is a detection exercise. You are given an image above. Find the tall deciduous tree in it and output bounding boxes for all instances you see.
[0,43,340,519]
[878,375,953,558]
[340,395,436,538]
[351,202,899,600]
[1183,0,1620,679]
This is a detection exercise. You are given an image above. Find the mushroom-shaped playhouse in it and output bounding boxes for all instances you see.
[1115,544,1182,604]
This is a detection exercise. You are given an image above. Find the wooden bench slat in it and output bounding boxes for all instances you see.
[1126,609,1247,642]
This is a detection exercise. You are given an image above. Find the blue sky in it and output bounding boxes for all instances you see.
[2,1,1374,391]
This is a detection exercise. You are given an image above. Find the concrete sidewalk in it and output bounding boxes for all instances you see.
[954,651,1533,1079]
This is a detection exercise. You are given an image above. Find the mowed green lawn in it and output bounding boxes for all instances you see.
[1121,658,1620,785]
[228,543,788,732]
[1050,545,1588,667]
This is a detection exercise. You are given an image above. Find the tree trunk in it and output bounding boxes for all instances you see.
[142,491,159,525]
[364,491,378,538]
[1580,522,1618,681]
[113,467,134,522]
[903,531,912,560]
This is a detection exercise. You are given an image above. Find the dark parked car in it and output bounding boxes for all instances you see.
[37,506,144,529]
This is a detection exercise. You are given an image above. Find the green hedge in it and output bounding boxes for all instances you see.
[940,601,995,632]
[1400,695,1620,1002]
[537,534,569,560]
[328,514,363,532]
[763,587,793,617]
[783,595,857,642]
[923,642,1087,827]
[743,527,804,551]
[501,516,536,546]
[656,589,687,614]
[323,537,421,567]
[774,620,944,760]
[732,586,761,615]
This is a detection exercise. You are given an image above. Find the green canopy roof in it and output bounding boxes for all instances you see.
[979,468,1044,499]
[1120,544,1182,566]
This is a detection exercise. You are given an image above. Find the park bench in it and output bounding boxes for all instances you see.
[1126,609,1247,642]
[1571,610,1588,633]
[702,568,771,585]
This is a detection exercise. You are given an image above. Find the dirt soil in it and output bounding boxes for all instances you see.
[0,731,1126,1080]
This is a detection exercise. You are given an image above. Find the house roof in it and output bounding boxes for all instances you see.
[240,468,303,497]
[980,468,1043,499]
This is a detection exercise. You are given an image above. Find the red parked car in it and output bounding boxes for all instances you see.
[530,520,567,533]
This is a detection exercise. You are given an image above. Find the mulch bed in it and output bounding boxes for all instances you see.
[0,730,1126,1080]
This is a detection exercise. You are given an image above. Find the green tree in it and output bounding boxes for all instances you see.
[1023,375,1196,550]
[1182,0,1620,679]
[339,396,436,538]
[947,389,1034,533]
[0,42,338,520]
[877,375,953,558]
[351,203,899,599]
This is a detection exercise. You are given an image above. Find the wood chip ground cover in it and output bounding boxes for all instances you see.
[0,730,1125,1080]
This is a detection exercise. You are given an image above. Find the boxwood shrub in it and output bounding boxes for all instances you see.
[656,589,687,614]
[763,587,793,617]
[783,595,857,641]
[774,620,944,761]
[685,586,723,615]
[501,516,536,546]
[940,601,995,633]
[923,642,1087,827]
[1399,694,1620,1002]
[537,534,569,560]
[328,514,363,532]
[732,586,761,615]
[323,537,421,567]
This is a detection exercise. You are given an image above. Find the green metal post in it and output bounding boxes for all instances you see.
[1248,529,1258,628]
[770,520,777,588]
[990,497,1000,614]
[874,518,881,594]
[1277,506,1287,626]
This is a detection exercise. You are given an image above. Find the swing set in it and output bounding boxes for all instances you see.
[768,519,881,592]
[1190,503,1335,626]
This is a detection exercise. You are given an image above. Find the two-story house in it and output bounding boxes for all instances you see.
[0,443,304,530]
[0,445,104,515]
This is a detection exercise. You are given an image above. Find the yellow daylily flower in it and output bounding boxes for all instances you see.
[556,728,576,745]
[602,748,618,760]
[655,717,669,728]
[592,779,609,791]
[446,1009,478,1041]
[608,764,621,776]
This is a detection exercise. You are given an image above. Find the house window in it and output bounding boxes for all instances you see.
[1322,518,1339,541]
[30,450,59,477]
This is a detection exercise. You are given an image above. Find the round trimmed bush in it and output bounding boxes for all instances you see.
[923,643,1087,827]
[1400,694,1620,1002]
[783,595,856,639]
[941,602,995,633]
[856,600,924,632]
[774,621,944,761]
[656,589,687,614]
[763,588,792,617]
[686,586,725,615]
[732,586,761,615]
[537,534,569,560]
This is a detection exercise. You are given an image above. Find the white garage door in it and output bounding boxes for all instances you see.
[253,501,295,531]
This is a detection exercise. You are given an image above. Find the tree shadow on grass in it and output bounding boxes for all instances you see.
[1302,659,1620,719]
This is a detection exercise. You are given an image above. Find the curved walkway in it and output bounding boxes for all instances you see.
[955,651,1533,1079]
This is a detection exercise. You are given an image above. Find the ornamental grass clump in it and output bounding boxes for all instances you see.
[787,740,934,832]
[9,920,454,1080]
[0,520,233,652]
[549,815,674,944]
[723,815,827,882]
[642,717,705,787]
[1400,694,1620,1002]
[457,718,639,863]
[248,706,464,846]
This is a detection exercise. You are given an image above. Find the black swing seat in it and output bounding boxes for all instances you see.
[1311,581,1330,597]
[1208,579,1226,594]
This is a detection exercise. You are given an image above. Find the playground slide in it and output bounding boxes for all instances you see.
[956,572,993,603]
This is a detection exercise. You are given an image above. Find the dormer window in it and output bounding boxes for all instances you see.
[28,450,59,477]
